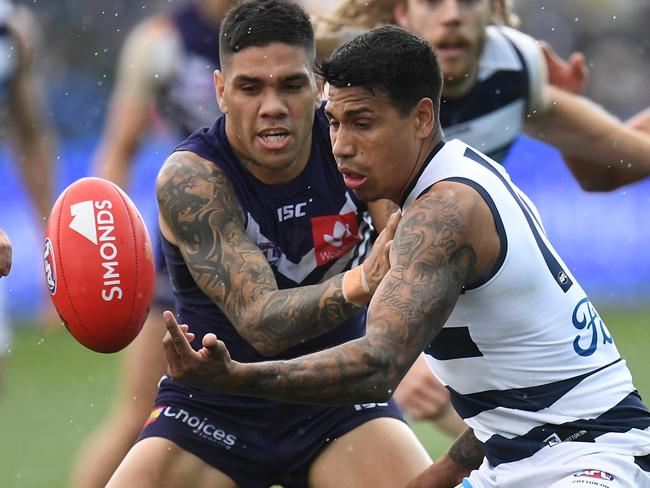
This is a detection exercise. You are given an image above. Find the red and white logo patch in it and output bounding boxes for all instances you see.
[574,469,615,481]
[311,212,360,266]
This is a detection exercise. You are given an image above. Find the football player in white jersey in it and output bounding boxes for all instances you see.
[162,25,650,488]
[313,0,650,434]
[315,0,650,185]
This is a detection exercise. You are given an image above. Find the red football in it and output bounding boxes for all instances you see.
[43,177,155,353]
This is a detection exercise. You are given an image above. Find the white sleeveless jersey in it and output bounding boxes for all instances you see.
[402,139,650,468]
[441,26,547,163]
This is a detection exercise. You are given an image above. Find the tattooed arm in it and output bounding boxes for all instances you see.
[163,181,498,403]
[406,428,483,487]
[156,151,394,356]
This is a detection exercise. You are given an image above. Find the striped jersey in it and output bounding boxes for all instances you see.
[441,26,547,163]
[402,139,650,467]
[160,108,373,363]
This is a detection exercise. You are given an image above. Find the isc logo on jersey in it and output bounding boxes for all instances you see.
[68,200,122,301]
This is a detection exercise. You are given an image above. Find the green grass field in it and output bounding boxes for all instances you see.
[0,308,648,487]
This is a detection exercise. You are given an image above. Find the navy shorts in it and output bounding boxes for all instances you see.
[138,376,405,488]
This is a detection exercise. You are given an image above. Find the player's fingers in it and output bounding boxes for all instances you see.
[162,310,193,356]
[539,40,560,63]
[202,332,219,348]
[177,323,195,342]
[385,209,402,235]
[569,52,588,79]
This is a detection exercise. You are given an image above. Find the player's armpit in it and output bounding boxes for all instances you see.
[155,151,365,357]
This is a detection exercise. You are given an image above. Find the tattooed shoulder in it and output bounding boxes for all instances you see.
[156,150,245,241]
[379,182,477,332]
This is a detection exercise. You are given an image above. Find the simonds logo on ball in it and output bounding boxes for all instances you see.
[69,200,122,301]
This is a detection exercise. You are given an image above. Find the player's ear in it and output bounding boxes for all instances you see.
[413,97,435,138]
[393,1,409,29]
[215,70,228,114]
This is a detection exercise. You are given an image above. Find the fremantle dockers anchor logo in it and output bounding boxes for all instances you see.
[572,297,613,356]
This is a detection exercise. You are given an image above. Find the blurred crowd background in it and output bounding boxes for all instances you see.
[2,0,650,322]
[21,0,650,139]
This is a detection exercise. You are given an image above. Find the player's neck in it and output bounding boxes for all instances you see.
[396,134,443,205]
[441,73,478,99]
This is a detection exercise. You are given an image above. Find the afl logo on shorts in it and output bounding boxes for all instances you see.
[574,469,614,481]
[43,238,57,295]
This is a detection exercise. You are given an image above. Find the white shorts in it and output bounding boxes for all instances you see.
[0,279,11,356]
[460,443,650,488]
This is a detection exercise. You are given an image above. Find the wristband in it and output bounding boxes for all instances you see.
[342,266,371,306]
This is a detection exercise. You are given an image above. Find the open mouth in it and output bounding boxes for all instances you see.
[435,40,469,59]
[258,129,291,151]
[340,169,368,190]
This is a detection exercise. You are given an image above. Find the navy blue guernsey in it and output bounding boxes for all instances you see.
[160,108,373,362]
[159,3,222,136]
[171,3,220,64]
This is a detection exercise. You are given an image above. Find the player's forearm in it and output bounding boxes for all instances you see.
[93,99,152,189]
[527,87,650,191]
[13,130,54,223]
[226,333,403,404]
[447,428,484,472]
[237,272,364,357]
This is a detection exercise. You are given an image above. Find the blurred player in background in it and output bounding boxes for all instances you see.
[0,0,55,391]
[107,1,432,486]
[69,1,234,487]
[313,0,650,436]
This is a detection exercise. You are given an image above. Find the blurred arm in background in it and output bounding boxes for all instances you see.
[91,16,179,187]
[6,5,55,223]
[526,19,650,191]
[525,86,650,191]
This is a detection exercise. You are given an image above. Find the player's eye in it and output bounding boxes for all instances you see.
[354,120,371,130]
[240,84,259,93]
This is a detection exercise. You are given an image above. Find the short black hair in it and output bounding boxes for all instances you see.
[319,25,442,119]
[220,0,315,65]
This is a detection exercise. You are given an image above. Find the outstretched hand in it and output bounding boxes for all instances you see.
[540,41,588,95]
[0,228,12,277]
[162,311,239,392]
